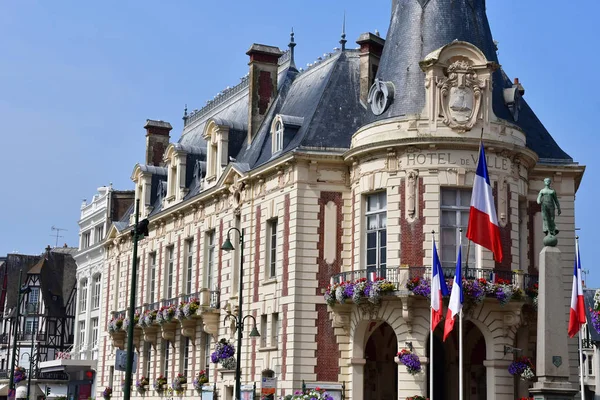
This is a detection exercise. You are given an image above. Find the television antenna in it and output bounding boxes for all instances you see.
[50,226,67,248]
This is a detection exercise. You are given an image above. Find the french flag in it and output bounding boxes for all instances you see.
[443,247,463,341]
[466,143,503,263]
[431,239,449,331]
[568,242,586,337]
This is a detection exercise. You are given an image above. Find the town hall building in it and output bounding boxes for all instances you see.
[98,1,585,399]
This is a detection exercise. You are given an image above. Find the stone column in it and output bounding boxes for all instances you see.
[530,246,577,400]
[483,359,513,400]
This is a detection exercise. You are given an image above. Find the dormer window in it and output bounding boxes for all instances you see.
[274,122,284,153]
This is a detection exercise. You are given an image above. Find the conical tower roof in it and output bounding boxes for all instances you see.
[372,0,571,162]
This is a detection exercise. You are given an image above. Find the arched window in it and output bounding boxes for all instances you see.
[274,122,284,153]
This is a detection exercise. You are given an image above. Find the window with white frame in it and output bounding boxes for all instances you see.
[79,321,86,346]
[440,188,475,268]
[273,121,284,153]
[95,225,104,243]
[267,219,278,278]
[206,231,215,290]
[260,315,267,347]
[82,231,91,249]
[144,342,152,377]
[186,240,194,294]
[163,340,170,378]
[79,279,88,313]
[271,313,279,347]
[25,317,38,334]
[92,275,101,309]
[148,253,157,304]
[365,192,387,274]
[203,333,211,371]
[91,318,99,348]
[28,287,39,305]
[589,354,594,376]
[182,337,191,377]
[166,246,175,299]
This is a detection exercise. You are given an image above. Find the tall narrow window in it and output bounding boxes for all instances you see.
[267,219,278,278]
[182,337,191,377]
[163,340,170,378]
[28,288,40,314]
[80,279,88,313]
[440,188,474,268]
[148,253,157,304]
[145,342,152,377]
[92,275,101,310]
[203,333,212,371]
[114,261,120,310]
[271,313,279,347]
[274,122,284,152]
[95,225,104,244]
[91,318,99,348]
[233,216,241,295]
[82,231,91,249]
[79,321,86,346]
[365,192,387,276]
[260,315,268,348]
[186,240,194,294]
[25,317,38,334]
[206,232,215,290]
[166,247,175,299]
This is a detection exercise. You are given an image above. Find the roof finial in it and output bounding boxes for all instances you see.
[340,11,347,51]
[289,27,297,71]
[183,104,188,124]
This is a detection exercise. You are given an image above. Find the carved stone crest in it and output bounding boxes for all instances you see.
[368,78,394,116]
[438,60,485,132]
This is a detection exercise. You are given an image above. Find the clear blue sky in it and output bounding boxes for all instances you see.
[1,1,598,285]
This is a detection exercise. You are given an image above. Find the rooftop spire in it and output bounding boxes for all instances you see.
[340,12,347,51]
[288,28,297,71]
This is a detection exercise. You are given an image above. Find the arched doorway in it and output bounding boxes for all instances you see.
[428,321,487,400]
[364,322,398,400]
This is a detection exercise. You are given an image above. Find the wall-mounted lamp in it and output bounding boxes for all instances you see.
[503,345,522,356]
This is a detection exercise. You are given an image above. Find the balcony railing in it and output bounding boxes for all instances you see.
[112,290,221,319]
[330,266,538,291]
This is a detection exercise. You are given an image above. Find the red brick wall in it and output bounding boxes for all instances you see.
[493,182,512,271]
[528,201,541,274]
[258,71,273,114]
[251,310,257,378]
[400,179,425,266]
[254,206,262,302]
[315,191,342,380]
[282,194,290,296]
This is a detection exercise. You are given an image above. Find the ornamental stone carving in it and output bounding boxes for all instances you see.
[438,60,485,132]
[368,79,394,115]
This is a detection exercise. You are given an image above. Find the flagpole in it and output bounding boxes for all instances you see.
[576,236,585,400]
[430,231,435,400]
[459,229,464,400]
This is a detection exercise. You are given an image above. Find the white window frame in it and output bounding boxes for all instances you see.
[163,340,170,378]
[267,219,278,279]
[91,318,99,348]
[365,192,387,273]
[260,314,267,348]
[79,321,86,346]
[203,333,211,371]
[166,247,175,299]
[82,231,91,249]
[95,225,104,244]
[148,253,157,304]
[186,240,194,294]
[206,231,215,290]
[25,317,38,334]
[440,188,475,269]
[28,288,40,306]
[273,121,284,153]
[79,279,88,313]
[92,275,101,310]
[145,342,152,377]
[181,337,191,377]
[271,312,279,347]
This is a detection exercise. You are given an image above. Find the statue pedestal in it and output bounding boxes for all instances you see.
[530,247,577,400]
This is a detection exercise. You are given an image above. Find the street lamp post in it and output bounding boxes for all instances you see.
[25,326,34,400]
[221,228,260,400]
[123,200,149,400]
[9,270,31,397]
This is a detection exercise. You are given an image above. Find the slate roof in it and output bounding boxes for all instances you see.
[131,0,574,220]
[373,0,572,162]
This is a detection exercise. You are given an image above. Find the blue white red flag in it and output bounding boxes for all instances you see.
[466,143,503,263]
[568,242,586,337]
[431,239,449,331]
[443,247,463,341]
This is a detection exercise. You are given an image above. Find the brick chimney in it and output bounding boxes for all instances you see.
[144,119,172,167]
[356,32,385,105]
[246,44,284,145]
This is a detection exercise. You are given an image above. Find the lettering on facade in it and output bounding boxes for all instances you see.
[405,152,510,171]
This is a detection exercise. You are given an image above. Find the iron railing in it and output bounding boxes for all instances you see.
[329,266,538,291]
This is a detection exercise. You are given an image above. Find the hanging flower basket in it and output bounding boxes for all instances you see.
[211,338,236,369]
[156,305,177,324]
[508,356,535,381]
[136,377,149,392]
[406,277,431,298]
[324,277,396,306]
[154,375,168,392]
[102,387,113,400]
[193,370,209,390]
[108,316,124,333]
[123,312,141,331]
[14,366,26,385]
[172,373,187,393]
[397,348,422,375]
[287,387,334,400]
[141,310,158,327]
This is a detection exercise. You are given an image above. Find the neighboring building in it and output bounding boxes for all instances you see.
[0,247,77,399]
[43,184,134,398]
[99,1,585,400]
[582,289,600,399]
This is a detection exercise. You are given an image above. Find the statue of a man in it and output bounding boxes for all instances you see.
[537,178,561,236]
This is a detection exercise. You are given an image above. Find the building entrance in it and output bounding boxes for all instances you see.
[363,322,397,400]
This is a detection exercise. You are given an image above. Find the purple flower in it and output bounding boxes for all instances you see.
[343,284,355,298]
[399,353,422,375]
